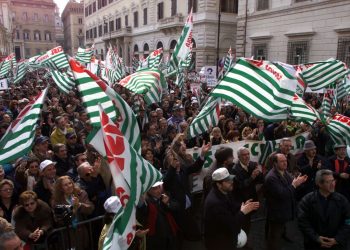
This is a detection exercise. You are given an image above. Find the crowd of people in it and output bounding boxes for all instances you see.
[0,69,349,250]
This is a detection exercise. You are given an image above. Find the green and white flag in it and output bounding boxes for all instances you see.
[0,88,48,164]
[13,61,28,84]
[138,48,163,70]
[34,46,69,70]
[224,47,234,72]
[326,114,350,145]
[300,59,348,91]
[320,89,335,121]
[76,45,94,64]
[0,53,16,78]
[211,58,297,121]
[101,67,123,86]
[118,69,167,106]
[69,58,141,154]
[290,94,319,125]
[188,96,221,138]
[51,70,75,94]
[336,72,350,100]
[99,105,161,250]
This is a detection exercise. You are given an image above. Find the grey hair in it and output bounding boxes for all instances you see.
[77,162,91,176]
[315,169,333,185]
[280,138,292,145]
[0,231,19,249]
[237,147,249,158]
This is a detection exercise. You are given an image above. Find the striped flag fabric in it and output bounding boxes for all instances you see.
[0,88,48,164]
[300,59,348,91]
[166,53,179,78]
[211,58,297,121]
[132,57,139,73]
[76,46,94,64]
[69,58,141,154]
[13,61,28,84]
[118,69,167,106]
[188,96,221,138]
[101,67,123,86]
[320,89,335,121]
[289,94,320,125]
[99,105,162,250]
[336,72,350,100]
[138,48,163,70]
[326,114,350,145]
[224,47,234,72]
[50,70,75,94]
[34,46,69,70]
[0,53,16,78]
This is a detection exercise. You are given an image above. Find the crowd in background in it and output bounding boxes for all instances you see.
[0,70,349,250]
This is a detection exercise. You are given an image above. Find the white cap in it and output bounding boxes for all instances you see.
[152,181,163,188]
[212,168,235,182]
[104,196,122,214]
[39,160,56,172]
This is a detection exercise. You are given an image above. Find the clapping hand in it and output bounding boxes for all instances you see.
[240,199,260,215]
[292,174,308,188]
[200,141,212,158]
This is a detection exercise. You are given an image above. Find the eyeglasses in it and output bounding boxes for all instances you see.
[1,188,13,192]
[30,165,39,168]
[24,201,36,207]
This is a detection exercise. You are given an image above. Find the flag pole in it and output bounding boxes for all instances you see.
[216,0,222,78]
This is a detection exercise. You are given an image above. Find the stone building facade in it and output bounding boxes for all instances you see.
[55,4,64,48]
[236,0,350,66]
[84,0,237,70]
[11,0,56,59]
[0,0,13,59]
[62,0,85,56]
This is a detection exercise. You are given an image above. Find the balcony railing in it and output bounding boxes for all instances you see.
[103,26,132,40]
[158,14,184,31]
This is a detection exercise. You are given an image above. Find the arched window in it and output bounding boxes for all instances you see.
[34,31,41,41]
[156,41,163,49]
[45,32,51,41]
[134,44,139,54]
[170,40,177,50]
[143,43,149,58]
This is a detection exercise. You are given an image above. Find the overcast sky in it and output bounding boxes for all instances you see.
[54,0,81,16]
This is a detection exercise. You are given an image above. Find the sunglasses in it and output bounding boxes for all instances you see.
[24,201,36,207]
[1,188,13,192]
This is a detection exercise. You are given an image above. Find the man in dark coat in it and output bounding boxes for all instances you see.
[204,168,259,250]
[264,153,308,250]
[298,169,350,250]
[327,144,350,201]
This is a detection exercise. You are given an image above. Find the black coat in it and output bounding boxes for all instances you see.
[298,191,350,250]
[231,161,263,203]
[204,186,245,250]
[264,167,296,223]
[327,156,350,201]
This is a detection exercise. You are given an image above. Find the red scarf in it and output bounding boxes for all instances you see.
[335,159,345,173]
[147,201,178,236]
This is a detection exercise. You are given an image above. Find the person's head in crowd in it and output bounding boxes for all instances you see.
[0,179,14,202]
[74,153,87,168]
[141,137,152,152]
[26,158,40,178]
[18,191,38,214]
[210,127,224,145]
[224,118,236,134]
[241,126,253,140]
[237,147,251,166]
[215,147,234,168]
[39,160,56,180]
[84,120,93,133]
[147,124,158,138]
[51,97,59,107]
[172,104,185,119]
[158,118,168,133]
[0,165,5,182]
[149,111,158,124]
[66,104,74,115]
[0,217,13,234]
[2,114,12,124]
[248,116,257,127]
[166,125,177,142]
[62,113,70,125]
[161,99,170,111]
[66,132,78,146]
[78,111,88,123]
[33,136,49,154]
[299,122,310,132]
[53,143,68,160]
[0,231,23,250]
[9,100,18,111]
[147,181,164,199]
[279,138,293,155]
[18,98,29,109]
[35,125,42,137]
[77,162,94,182]
[54,116,66,130]
[334,144,347,160]
[303,140,317,159]
[53,176,80,202]
[156,108,163,120]
[164,150,181,170]
[171,133,187,156]
[225,130,240,142]
[179,121,188,133]
[142,148,155,165]
[316,169,335,196]
[273,153,288,172]
[0,122,9,137]
[103,196,122,224]
[212,168,235,194]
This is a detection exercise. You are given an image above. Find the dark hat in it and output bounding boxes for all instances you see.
[65,132,77,139]
[303,140,316,151]
[334,143,347,149]
[214,147,234,162]
[35,136,49,145]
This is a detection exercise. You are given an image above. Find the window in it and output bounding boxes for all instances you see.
[109,0,113,3]
[79,29,83,35]
[134,12,138,28]
[109,20,114,32]
[221,0,238,13]
[25,48,30,57]
[22,12,28,21]
[34,31,41,41]
[253,44,268,60]
[125,15,128,27]
[34,13,38,21]
[45,32,51,41]
[44,15,49,22]
[337,37,350,66]
[158,2,164,20]
[257,0,269,11]
[0,15,3,25]
[78,18,83,24]
[170,40,177,51]
[86,30,89,39]
[102,0,107,7]
[287,41,309,64]
[89,4,92,15]
[157,41,163,49]
[93,2,96,12]
[143,43,149,58]
[134,44,139,54]
[98,0,101,9]
[295,0,308,2]
[143,8,147,25]
[104,22,108,34]
[98,25,102,36]
[16,30,20,39]
[188,0,198,13]
[85,7,88,17]
[116,18,121,30]
[171,0,177,16]
[93,27,97,38]
[23,31,29,40]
